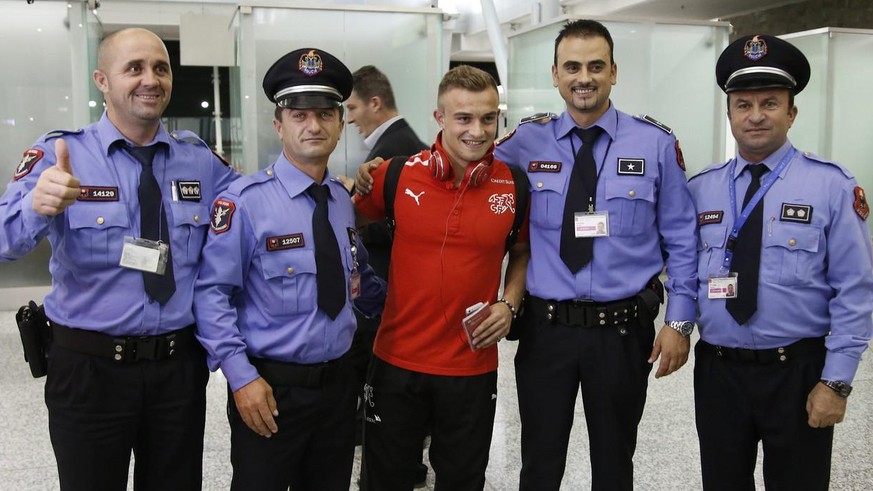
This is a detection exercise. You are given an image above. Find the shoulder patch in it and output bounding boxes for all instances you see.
[675,139,686,171]
[41,129,83,143]
[854,186,869,221]
[13,148,44,181]
[496,128,516,146]
[519,112,558,125]
[210,198,236,234]
[634,114,672,134]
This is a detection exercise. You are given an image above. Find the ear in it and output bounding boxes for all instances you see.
[433,109,444,128]
[787,104,798,128]
[610,62,618,86]
[551,65,559,88]
[370,96,383,112]
[272,117,283,138]
[92,69,109,93]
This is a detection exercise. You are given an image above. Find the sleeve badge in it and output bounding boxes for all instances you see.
[675,140,686,171]
[13,148,44,181]
[210,198,236,234]
[854,186,869,221]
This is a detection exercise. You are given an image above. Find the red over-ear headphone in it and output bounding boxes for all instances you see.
[427,137,494,187]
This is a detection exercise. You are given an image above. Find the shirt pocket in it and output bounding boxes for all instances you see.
[170,203,209,265]
[66,202,130,269]
[602,177,656,237]
[762,223,823,286]
[529,174,566,230]
[259,249,318,316]
[698,224,728,279]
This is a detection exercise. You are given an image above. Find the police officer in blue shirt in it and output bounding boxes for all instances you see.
[493,19,698,491]
[689,34,873,490]
[193,48,385,491]
[0,28,238,490]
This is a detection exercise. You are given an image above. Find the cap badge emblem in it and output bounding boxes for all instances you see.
[744,35,768,61]
[298,49,323,77]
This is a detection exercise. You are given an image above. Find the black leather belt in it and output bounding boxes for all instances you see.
[50,322,197,362]
[699,337,825,364]
[526,295,639,328]
[251,356,346,389]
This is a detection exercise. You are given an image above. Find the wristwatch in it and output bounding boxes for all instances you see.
[667,320,694,337]
[821,380,852,398]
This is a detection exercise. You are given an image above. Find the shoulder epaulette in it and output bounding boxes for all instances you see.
[799,150,855,179]
[688,160,731,182]
[170,130,209,147]
[633,114,672,134]
[41,129,83,142]
[227,167,273,195]
[519,112,558,125]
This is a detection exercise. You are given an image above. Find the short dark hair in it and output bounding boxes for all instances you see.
[351,65,397,111]
[554,19,615,66]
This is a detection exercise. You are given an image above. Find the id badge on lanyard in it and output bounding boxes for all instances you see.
[707,149,795,299]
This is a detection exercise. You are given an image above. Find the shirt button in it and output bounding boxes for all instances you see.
[193,215,200,223]
[286,267,294,274]
[703,242,709,248]
[266,169,274,176]
[628,190,636,197]
[788,239,797,246]
[96,216,105,225]
[537,182,544,188]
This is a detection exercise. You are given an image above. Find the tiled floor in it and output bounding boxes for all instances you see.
[0,307,871,490]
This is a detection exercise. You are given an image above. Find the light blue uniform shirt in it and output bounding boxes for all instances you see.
[689,140,873,383]
[0,113,238,334]
[495,104,698,322]
[194,153,385,391]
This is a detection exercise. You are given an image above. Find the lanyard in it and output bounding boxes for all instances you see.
[719,148,795,273]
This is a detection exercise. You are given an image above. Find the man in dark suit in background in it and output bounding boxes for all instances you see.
[345,64,429,487]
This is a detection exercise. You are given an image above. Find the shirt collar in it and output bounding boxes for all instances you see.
[96,111,171,155]
[733,140,794,180]
[273,151,336,200]
[555,102,617,142]
[364,115,403,150]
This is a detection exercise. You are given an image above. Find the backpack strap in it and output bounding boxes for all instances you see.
[382,156,408,233]
[505,165,530,252]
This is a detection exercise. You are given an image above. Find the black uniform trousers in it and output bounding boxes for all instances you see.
[362,357,497,491]
[694,339,833,490]
[45,341,208,491]
[514,299,655,491]
[228,361,357,491]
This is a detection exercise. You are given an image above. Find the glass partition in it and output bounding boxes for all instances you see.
[785,28,873,233]
[0,1,100,292]
[506,17,730,176]
[234,6,443,176]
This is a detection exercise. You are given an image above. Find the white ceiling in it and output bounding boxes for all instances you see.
[590,0,809,21]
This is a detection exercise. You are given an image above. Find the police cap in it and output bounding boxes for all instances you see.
[262,48,353,109]
[715,34,810,94]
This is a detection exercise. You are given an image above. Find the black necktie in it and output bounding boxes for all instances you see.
[726,164,768,324]
[560,126,602,273]
[128,144,176,305]
[307,184,346,320]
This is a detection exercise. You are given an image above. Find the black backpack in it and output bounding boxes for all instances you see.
[382,155,529,252]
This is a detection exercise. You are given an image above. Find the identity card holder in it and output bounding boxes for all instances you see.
[120,236,169,275]
[708,273,738,299]
[574,212,610,238]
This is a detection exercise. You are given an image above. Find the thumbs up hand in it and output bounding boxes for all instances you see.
[32,138,81,216]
